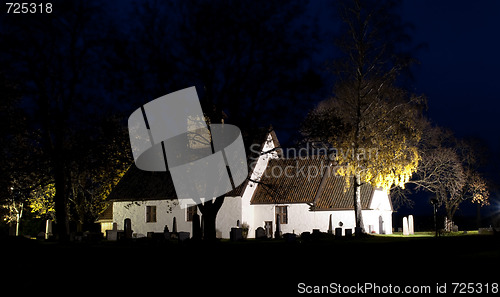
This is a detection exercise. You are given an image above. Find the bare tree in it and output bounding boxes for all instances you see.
[406,123,490,229]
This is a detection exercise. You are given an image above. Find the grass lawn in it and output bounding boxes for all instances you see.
[376,230,480,237]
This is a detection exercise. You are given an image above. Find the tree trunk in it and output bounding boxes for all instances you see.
[198,195,225,241]
[353,172,365,234]
[202,212,217,240]
[53,139,69,241]
[15,213,20,236]
[445,208,455,232]
[54,167,68,240]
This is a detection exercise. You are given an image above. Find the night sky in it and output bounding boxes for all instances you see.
[310,0,500,222]
[401,0,500,150]
[398,0,500,221]
[2,1,499,290]
[2,0,499,226]
[311,0,500,150]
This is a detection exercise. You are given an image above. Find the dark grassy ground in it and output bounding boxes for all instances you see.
[2,234,499,295]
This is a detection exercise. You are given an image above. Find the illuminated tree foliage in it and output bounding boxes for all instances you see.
[29,184,55,219]
[302,0,424,232]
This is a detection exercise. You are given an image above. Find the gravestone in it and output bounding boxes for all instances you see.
[283,233,296,243]
[379,216,385,234]
[345,229,352,237]
[45,219,53,240]
[335,227,343,237]
[312,229,322,240]
[328,214,333,234]
[178,231,190,242]
[300,231,311,242]
[124,218,133,239]
[106,229,118,241]
[230,227,243,241]
[172,217,177,233]
[408,215,414,235]
[402,217,409,236]
[255,227,266,239]
[106,223,118,241]
[274,214,281,239]
[368,225,375,234]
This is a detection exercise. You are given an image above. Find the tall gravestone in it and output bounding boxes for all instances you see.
[172,217,177,233]
[45,219,53,240]
[408,215,414,235]
[402,217,409,236]
[124,218,133,239]
[328,214,333,234]
[379,216,385,235]
[275,214,281,239]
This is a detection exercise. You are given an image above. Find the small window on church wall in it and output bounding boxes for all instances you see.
[275,206,288,224]
[186,205,197,222]
[146,205,157,223]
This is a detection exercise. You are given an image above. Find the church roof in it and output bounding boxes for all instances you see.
[106,126,378,211]
[106,126,278,202]
[106,166,246,202]
[250,158,375,210]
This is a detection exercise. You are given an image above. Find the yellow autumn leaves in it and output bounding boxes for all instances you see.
[333,128,421,193]
[29,183,55,218]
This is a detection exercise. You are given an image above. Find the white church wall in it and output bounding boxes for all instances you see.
[369,189,392,211]
[215,196,242,238]
[110,131,394,238]
[113,198,392,238]
[361,209,393,234]
[113,200,190,236]
[248,203,392,237]
[112,197,242,239]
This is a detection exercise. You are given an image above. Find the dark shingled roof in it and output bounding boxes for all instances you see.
[251,158,326,204]
[97,202,113,221]
[107,163,246,202]
[251,158,375,210]
[107,166,177,201]
[314,168,374,210]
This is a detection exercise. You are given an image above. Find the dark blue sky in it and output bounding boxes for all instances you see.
[401,0,500,150]
[3,0,498,226]
[108,0,500,153]
[400,0,500,222]
[311,0,500,151]
[310,0,500,223]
